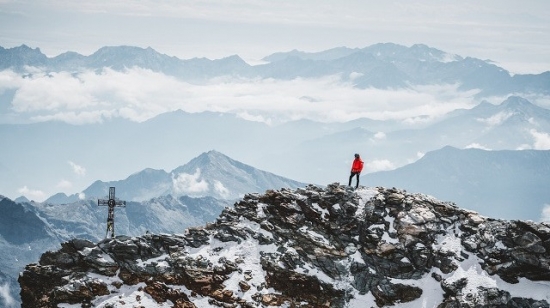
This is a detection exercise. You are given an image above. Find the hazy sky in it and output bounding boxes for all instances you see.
[1,0,550,215]
[1,0,549,74]
[2,0,550,126]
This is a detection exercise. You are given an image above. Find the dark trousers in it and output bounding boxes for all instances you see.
[349,172,360,188]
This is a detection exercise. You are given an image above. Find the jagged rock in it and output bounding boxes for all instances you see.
[19,184,550,307]
[371,281,423,306]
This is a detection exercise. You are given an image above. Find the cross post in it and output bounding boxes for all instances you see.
[97,187,126,238]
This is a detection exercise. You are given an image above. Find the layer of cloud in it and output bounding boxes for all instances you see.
[56,179,72,189]
[19,1,548,34]
[213,180,230,199]
[1,68,482,125]
[530,129,550,150]
[68,161,86,176]
[17,185,45,201]
[172,168,209,195]
[465,143,492,150]
[541,204,550,223]
[366,159,396,173]
[0,283,15,308]
[476,111,513,126]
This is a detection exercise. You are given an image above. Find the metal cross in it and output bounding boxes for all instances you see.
[97,187,126,238]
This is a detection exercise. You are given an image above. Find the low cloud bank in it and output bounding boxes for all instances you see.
[0,68,487,125]
[542,204,550,223]
[172,168,209,196]
[0,283,15,307]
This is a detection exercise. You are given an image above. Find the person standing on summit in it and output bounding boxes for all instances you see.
[348,153,364,189]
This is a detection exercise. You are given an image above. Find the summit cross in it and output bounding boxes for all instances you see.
[97,187,126,238]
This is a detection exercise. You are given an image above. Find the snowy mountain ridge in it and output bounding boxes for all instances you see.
[19,184,550,307]
[46,150,307,203]
[1,43,549,96]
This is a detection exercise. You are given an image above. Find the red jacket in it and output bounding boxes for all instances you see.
[351,158,364,173]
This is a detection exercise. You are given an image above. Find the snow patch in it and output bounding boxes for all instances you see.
[256,202,267,219]
[185,234,279,302]
[433,233,462,255]
[444,252,550,303]
[476,111,513,126]
[390,269,445,308]
[298,226,333,248]
[401,205,436,224]
[311,202,329,220]
[354,187,379,217]
[347,291,377,307]
[136,254,170,269]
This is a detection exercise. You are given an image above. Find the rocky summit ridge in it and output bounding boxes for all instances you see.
[19,184,550,307]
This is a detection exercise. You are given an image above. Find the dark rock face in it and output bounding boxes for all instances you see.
[19,184,550,307]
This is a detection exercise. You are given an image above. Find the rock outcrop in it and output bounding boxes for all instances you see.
[19,184,550,307]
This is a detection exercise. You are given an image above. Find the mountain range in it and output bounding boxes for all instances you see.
[1,43,549,96]
[46,150,306,203]
[1,95,549,204]
[27,140,550,222]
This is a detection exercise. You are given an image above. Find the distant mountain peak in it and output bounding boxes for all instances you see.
[461,96,544,122]
[216,54,245,62]
[186,149,232,166]
[205,149,229,158]
[54,150,306,203]
[502,96,533,108]
[497,96,549,121]
[14,195,30,203]
[169,150,306,200]
[14,44,37,51]
[0,44,48,68]
[93,45,152,54]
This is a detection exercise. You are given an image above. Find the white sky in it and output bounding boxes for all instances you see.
[1,0,549,74]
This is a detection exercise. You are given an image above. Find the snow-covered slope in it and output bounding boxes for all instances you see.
[19,184,550,307]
